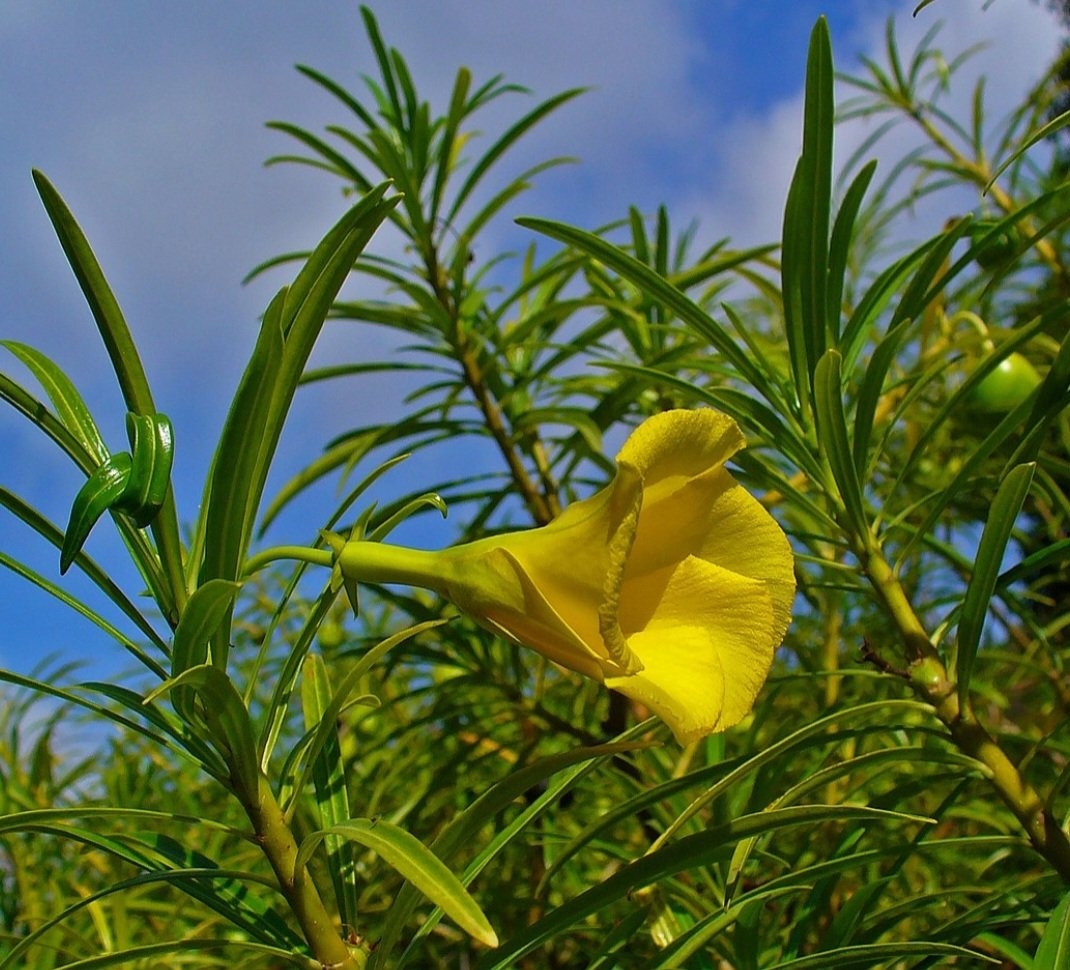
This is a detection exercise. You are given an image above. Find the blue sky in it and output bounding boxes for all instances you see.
[0,1,1061,680]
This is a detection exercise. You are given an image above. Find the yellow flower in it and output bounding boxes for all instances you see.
[338,409,794,742]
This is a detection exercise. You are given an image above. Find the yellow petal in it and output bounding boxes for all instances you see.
[607,555,779,742]
[452,547,616,682]
[452,461,644,675]
[617,409,745,502]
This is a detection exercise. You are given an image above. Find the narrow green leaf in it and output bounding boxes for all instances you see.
[997,536,1070,591]
[172,579,243,678]
[198,289,285,600]
[1034,891,1070,970]
[31,170,156,416]
[145,664,259,797]
[60,451,133,574]
[477,805,931,970]
[289,619,445,806]
[516,218,772,400]
[257,581,338,769]
[265,120,370,186]
[199,184,398,617]
[826,160,876,345]
[299,654,359,930]
[82,680,227,778]
[360,5,405,125]
[781,166,816,413]
[1,340,109,462]
[851,319,916,478]
[138,832,305,949]
[0,804,239,834]
[300,818,498,948]
[839,236,939,375]
[886,216,972,334]
[800,17,834,346]
[0,670,177,758]
[429,66,471,224]
[0,486,167,654]
[447,88,586,226]
[377,738,651,969]
[295,63,377,129]
[986,107,1070,192]
[652,886,809,969]
[0,371,98,473]
[39,939,314,970]
[653,699,932,847]
[171,579,242,724]
[0,552,168,678]
[955,462,1035,705]
[32,172,187,624]
[814,350,867,537]
[773,942,996,968]
[781,17,834,414]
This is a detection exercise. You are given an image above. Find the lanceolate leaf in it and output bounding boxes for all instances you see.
[772,942,996,969]
[299,654,359,932]
[477,805,931,970]
[1034,891,1070,970]
[814,350,868,537]
[826,160,876,347]
[299,818,498,948]
[144,664,260,797]
[60,452,133,574]
[197,185,398,668]
[516,218,773,400]
[782,17,834,416]
[0,485,166,653]
[0,340,109,463]
[955,462,1035,705]
[31,171,156,418]
[171,579,243,678]
[170,579,243,724]
[375,738,652,968]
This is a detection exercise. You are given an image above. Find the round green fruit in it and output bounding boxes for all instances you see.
[317,621,346,649]
[968,353,1041,412]
[969,221,1020,269]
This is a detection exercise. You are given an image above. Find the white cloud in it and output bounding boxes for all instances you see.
[682,0,1063,250]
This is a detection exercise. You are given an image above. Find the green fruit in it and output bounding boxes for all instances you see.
[969,221,1020,269]
[317,621,346,649]
[968,353,1042,412]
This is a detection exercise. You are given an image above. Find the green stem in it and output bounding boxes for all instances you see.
[243,546,333,578]
[150,490,188,626]
[338,541,448,593]
[240,774,368,969]
[863,542,1070,882]
[424,242,557,526]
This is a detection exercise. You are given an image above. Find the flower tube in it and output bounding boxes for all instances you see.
[338,409,795,742]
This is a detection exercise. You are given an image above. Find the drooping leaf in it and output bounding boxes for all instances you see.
[299,818,498,948]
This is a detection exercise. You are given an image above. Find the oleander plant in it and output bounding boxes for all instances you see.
[2,6,1070,968]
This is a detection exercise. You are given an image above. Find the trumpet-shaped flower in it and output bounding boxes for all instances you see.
[338,409,794,742]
